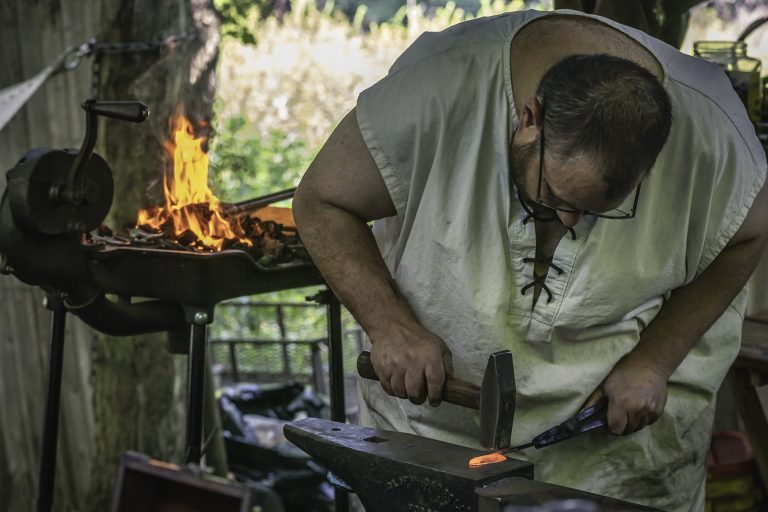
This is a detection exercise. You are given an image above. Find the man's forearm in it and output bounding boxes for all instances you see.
[628,236,767,377]
[293,198,419,339]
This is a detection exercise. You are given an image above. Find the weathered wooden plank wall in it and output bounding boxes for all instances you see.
[0,2,102,510]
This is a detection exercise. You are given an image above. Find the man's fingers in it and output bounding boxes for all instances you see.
[442,351,454,376]
[425,361,446,407]
[625,412,642,434]
[405,369,427,405]
[389,373,408,399]
[607,402,628,435]
[377,369,394,395]
[582,387,605,410]
[627,414,649,434]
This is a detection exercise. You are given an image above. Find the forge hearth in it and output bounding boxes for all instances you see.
[84,244,322,308]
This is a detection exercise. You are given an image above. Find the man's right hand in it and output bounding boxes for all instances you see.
[293,109,453,406]
[370,324,453,406]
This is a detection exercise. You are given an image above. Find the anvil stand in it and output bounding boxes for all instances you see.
[37,292,67,512]
[33,296,216,512]
[308,289,348,512]
[182,306,215,466]
[35,287,347,512]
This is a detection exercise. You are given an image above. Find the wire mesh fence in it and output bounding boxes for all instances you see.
[209,297,364,394]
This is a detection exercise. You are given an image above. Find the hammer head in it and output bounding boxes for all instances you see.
[479,350,515,450]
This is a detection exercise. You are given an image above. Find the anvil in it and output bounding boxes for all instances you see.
[285,418,532,512]
[284,419,660,512]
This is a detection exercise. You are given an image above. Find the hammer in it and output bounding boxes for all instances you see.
[356,350,515,450]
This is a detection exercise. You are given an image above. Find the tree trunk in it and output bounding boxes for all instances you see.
[88,1,220,510]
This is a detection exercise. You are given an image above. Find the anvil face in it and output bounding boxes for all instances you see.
[284,418,533,512]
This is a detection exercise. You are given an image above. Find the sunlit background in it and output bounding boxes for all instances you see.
[206,0,768,384]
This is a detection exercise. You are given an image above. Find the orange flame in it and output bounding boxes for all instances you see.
[137,114,251,251]
[468,451,507,468]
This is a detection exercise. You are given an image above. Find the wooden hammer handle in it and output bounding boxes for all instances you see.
[357,350,480,409]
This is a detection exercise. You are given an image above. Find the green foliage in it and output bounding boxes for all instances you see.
[209,116,313,203]
[209,0,550,389]
[214,0,270,44]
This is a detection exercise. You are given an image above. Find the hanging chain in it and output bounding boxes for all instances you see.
[59,30,199,99]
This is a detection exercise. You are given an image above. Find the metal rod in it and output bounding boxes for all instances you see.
[311,342,327,396]
[209,337,325,346]
[326,291,348,512]
[327,292,345,422]
[221,187,296,217]
[277,305,291,379]
[218,301,321,308]
[36,296,67,512]
[186,321,208,465]
[62,106,97,204]
[228,343,240,383]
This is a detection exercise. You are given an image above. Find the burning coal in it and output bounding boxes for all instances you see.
[85,111,311,268]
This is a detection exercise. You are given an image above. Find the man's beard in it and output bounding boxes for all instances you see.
[508,138,538,204]
[509,138,557,221]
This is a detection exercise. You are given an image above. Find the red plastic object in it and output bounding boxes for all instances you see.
[708,431,758,479]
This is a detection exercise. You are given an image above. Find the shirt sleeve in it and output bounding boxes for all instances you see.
[672,71,768,276]
[355,33,499,217]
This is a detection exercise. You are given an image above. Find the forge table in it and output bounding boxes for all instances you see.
[32,247,356,512]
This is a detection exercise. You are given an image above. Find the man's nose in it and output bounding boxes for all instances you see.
[557,210,584,227]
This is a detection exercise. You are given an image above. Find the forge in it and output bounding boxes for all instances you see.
[0,100,336,512]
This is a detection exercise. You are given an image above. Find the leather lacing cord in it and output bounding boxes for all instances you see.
[520,257,563,304]
[516,188,575,304]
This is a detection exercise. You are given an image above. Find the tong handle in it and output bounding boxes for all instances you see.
[571,397,609,426]
[532,397,609,448]
[357,350,480,409]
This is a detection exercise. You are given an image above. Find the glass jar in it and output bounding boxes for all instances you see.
[694,41,763,123]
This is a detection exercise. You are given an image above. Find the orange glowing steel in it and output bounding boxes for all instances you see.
[468,452,507,468]
[137,114,251,251]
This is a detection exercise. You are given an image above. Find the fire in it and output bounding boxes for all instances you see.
[137,114,252,251]
[468,451,507,468]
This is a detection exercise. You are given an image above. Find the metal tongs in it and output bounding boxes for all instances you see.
[502,397,609,454]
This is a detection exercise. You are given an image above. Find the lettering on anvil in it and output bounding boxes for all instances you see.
[385,475,471,512]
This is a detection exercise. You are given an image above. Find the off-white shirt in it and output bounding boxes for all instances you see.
[355,9,766,511]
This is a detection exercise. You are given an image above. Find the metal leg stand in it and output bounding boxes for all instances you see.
[308,288,349,511]
[36,294,67,512]
[185,313,209,465]
[308,288,347,421]
[327,292,345,423]
[326,290,348,512]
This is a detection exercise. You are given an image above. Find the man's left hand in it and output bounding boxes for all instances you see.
[583,357,669,435]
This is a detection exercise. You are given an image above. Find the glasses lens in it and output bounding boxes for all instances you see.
[537,199,579,214]
[591,209,632,219]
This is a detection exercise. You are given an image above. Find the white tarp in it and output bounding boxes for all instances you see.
[0,48,77,132]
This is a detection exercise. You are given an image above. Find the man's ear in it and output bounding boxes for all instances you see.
[515,96,543,146]
[521,96,543,129]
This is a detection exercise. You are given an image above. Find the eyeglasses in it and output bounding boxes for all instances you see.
[532,114,641,220]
